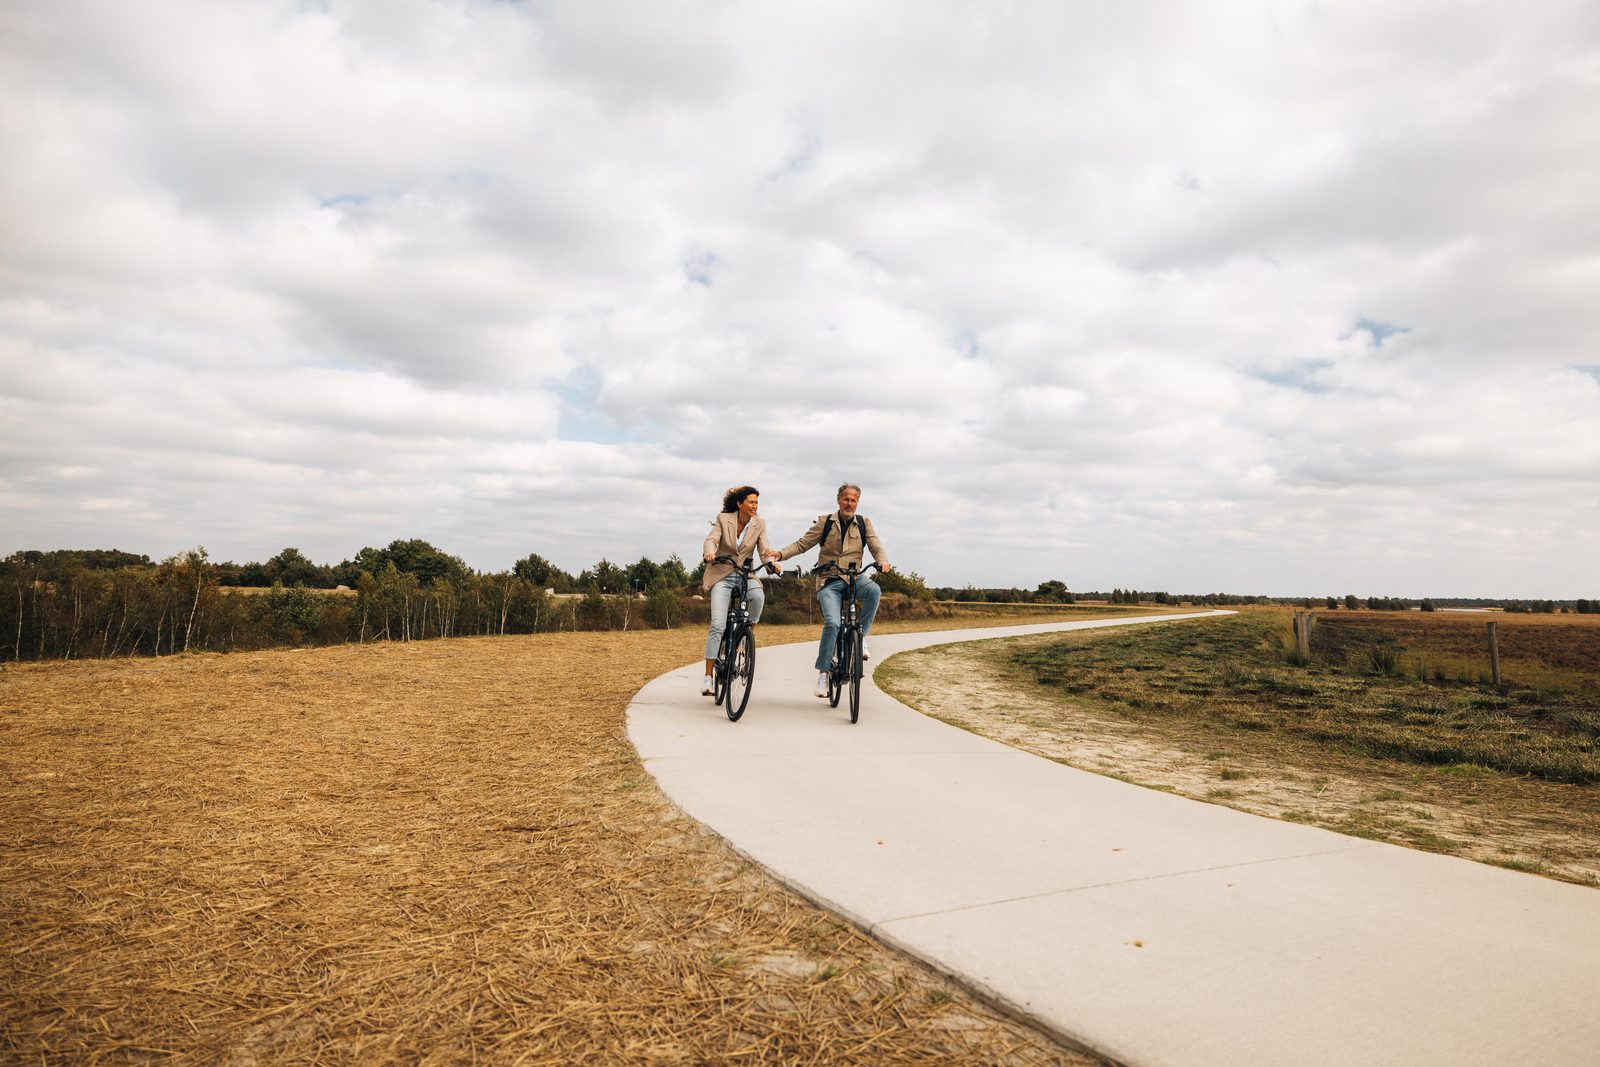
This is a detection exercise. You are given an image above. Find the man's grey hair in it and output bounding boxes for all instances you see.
[836,482,862,499]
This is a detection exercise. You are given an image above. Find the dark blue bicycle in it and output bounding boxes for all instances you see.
[710,555,782,721]
[812,560,881,724]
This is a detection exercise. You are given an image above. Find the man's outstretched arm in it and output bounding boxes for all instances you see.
[776,515,828,561]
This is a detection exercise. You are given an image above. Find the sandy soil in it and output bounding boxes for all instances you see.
[878,635,1600,887]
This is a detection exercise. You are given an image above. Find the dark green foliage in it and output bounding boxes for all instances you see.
[624,556,661,592]
[1034,579,1072,603]
[578,559,625,594]
[512,552,576,592]
[265,547,332,588]
[877,569,937,602]
[264,582,322,635]
[644,579,685,628]
[376,539,468,586]
[4,549,154,574]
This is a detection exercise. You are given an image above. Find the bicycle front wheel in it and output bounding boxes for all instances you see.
[848,627,864,723]
[726,628,755,722]
[829,632,849,708]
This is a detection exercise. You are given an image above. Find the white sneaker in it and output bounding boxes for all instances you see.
[814,672,829,698]
[701,675,715,696]
[862,639,871,661]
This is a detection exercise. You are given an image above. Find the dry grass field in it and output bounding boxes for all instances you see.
[0,615,1107,1066]
[1314,609,1600,689]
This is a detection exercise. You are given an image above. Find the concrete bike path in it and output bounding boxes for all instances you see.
[625,612,1600,1067]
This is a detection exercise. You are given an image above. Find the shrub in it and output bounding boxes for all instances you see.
[1368,646,1402,676]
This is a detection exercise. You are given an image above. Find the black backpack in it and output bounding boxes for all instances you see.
[819,513,867,550]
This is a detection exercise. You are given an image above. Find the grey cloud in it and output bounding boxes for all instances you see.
[4,0,1597,596]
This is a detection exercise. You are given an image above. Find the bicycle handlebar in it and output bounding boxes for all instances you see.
[713,554,784,576]
[811,560,883,578]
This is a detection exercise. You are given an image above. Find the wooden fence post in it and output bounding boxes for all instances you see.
[1486,621,1501,685]
[1294,611,1310,660]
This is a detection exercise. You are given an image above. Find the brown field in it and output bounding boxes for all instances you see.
[0,614,1107,1066]
[1313,610,1600,688]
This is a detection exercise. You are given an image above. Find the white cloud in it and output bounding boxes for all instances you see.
[2,0,1597,597]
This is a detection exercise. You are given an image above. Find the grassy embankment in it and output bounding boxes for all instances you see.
[879,607,1600,885]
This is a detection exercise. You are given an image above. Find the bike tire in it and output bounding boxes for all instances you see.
[848,627,863,723]
[726,628,755,722]
[829,632,849,708]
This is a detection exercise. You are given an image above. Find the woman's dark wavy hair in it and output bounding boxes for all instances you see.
[721,485,759,512]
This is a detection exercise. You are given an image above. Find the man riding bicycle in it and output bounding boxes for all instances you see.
[769,483,891,698]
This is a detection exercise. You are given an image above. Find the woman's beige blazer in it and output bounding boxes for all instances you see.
[701,512,772,591]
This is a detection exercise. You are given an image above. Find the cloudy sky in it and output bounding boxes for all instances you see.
[3,1,1597,597]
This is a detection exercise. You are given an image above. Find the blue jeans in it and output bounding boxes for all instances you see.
[816,575,880,671]
[706,574,764,659]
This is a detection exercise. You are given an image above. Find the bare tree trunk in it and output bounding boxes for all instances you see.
[110,599,131,658]
[183,561,204,653]
[67,584,82,660]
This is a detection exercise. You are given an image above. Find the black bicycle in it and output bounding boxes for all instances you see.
[813,560,881,724]
[710,555,778,722]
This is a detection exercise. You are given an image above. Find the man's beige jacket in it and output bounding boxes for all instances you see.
[701,512,772,591]
[777,512,888,576]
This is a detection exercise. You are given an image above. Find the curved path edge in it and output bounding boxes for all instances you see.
[626,612,1600,1067]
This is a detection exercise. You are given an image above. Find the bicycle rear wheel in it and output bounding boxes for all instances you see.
[848,627,864,723]
[726,627,755,722]
[829,632,849,708]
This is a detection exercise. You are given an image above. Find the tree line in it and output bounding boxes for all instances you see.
[8,545,1589,664]
[0,543,946,663]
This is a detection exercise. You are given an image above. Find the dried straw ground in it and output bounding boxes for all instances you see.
[1,622,1102,1065]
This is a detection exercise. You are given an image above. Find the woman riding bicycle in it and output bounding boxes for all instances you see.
[700,485,772,696]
